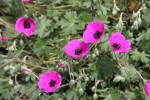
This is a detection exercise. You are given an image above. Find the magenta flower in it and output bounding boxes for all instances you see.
[65,39,90,58]
[1,36,8,42]
[38,71,62,93]
[144,80,150,97]
[83,21,104,43]
[59,63,65,67]
[109,32,131,53]
[23,68,30,73]
[15,17,36,37]
[22,0,33,2]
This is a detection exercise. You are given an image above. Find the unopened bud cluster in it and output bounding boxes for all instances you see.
[79,88,84,95]
[93,93,98,100]
[6,40,17,51]
[70,79,76,87]
[92,48,100,59]
[131,4,147,29]
[116,13,124,30]
[112,3,120,16]
[91,86,98,100]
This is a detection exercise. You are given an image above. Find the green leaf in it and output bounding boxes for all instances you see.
[33,38,51,59]
[143,28,150,40]
[68,0,84,6]
[123,65,139,82]
[78,12,93,24]
[59,11,79,34]
[104,94,112,100]
[130,50,149,63]
[66,87,77,100]
[35,15,53,38]
[89,63,98,80]
[100,41,111,52]
[125,90,136,100]
[100,34,111,52]
[143,9,150,24]
[97,56,119,79]
[30,89,40,100]
[94,14,109,24]
[113,75,125,83]
[83,1,91,8]
[110,89,121,100]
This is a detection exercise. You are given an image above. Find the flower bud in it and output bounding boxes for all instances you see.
[137,17,141,25]
[131,25,134,29]
[133,20,139,29]
[92,54,96,59]
[85,77,89,81]
[59,63,65,67]
[20,39,24,45]
[1,36,8,42]
[14,84,20,90]
[9,79,13,85]
[112,8,117,16]
[79,88,84,95]
[23,68,30,74]
[93,93,98,100]
[93,0,97,3]
[132,12,138,18]
[120,77,125,82]
[91,86,96,92]
[57,98,63,100]
[70,80,75,86]
[143,4,147,9]
[114,5,120,11]
[24,15,28,18]
[95,48,99,55]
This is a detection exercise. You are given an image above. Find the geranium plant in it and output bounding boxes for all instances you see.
[0,0,150,100]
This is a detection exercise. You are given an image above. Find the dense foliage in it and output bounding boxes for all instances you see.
[0,0,150,100]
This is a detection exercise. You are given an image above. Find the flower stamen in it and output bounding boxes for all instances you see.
[75,48,82,55]
[94,31,102,39]
[24,21,30,28]
[49,80,56,87]
[113,43,120,50]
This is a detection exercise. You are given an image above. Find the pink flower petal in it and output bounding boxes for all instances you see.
[15,17,36,37]
[65,39,90,58]
[1,36,8,42]
[24,29,34,37]
[120,40,131,53]
[15,17,25,33]
[22,0,33,2]
[59,63,65,67]
[83,21,104,43]
[109,32,131,53]
[23,68,30,73]
[38,71,62,93]
[144,80,150,97]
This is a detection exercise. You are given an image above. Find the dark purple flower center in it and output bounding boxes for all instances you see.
[94,31,102,39]
[113,43,120,50]
[24,21,30,28]
[75,48,82,55]
[49,80,56,87]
